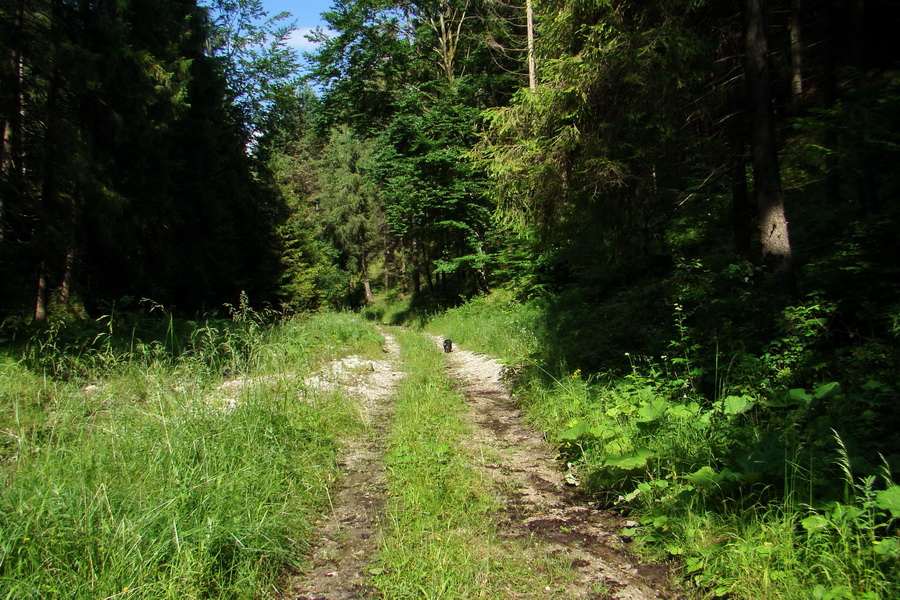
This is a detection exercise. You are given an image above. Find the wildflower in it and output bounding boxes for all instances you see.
[571,369,581,379]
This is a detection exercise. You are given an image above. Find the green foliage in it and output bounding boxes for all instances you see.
[434,290,900,598]
[315,126,385,301]
[1,0,291,320]
[203,0,303,135]
[425,291,541,361]
[0,310,383,598]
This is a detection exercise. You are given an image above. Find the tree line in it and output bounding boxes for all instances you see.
[2,0,898,371]
[0,0,300,321]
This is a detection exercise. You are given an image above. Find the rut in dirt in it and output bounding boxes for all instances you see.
[279,331,676,600]
[439,338,679,600]
[279,332,403,600]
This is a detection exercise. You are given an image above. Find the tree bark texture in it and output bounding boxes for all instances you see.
[526,0,536,91]
[823,0,842,204]
[742,0,797,299]
[850,0,878,214]
[790,0,803,104]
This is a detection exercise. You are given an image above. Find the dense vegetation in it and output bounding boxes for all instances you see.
[0,309,386,597]
[2,0,899,598]
[427,293,899,599]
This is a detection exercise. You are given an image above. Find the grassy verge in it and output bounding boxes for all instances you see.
[0,311,382,599]
[372,329,568,599]
[424,294,900,600]
[424,291,540,362]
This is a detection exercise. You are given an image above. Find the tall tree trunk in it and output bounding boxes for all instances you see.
[789,0,803,107]
[360,252,374,304]
[728,87,753,260]
[410,238,421,294]
[34,260,48,323]
[34,59,61,324]
[823,0,842,204]
[742,0,797,300]
[59,248,75,306]
[1,0,25,241]
[526,0,536,91]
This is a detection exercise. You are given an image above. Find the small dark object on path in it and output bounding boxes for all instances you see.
[443,339,453,353]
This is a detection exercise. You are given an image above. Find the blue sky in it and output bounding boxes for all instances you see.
[261,0,336,52]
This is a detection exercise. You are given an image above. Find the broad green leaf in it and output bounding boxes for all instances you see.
[722,395,753,415]
[875,485,900,517]
[800,514,831,533]
[684,557,704,573]
[683,465,719,486]
[829,503,863,522]
[670,401,700,418]
[813,382,841,400]
[621,488,641,502]
[590,423,617,440]
[788,388,812,403]
[873,537,900,556]
[557,421,590,441]
[694,411,713,429]
[603,448,654,470]
[636,399,669,422]
[862,379,887,391]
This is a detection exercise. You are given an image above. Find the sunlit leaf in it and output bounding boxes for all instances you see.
[557,421,590,441]
[873,537,900,556]
[813,382,840,400]
[636,399,669,422]
[603,448,653,470]
[683,465,719,486]
[789,388,811,402]
[800,514,831,533]
[722,395,753,415]
[875,485,900,517]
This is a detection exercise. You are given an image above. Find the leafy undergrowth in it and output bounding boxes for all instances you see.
[0,310,382,599]
[426,293,900,600]
[372,329,569,599]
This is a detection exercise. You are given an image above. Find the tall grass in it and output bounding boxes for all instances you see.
[0,311,382,599]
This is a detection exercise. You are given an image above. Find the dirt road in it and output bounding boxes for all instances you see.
[279,331,677,600]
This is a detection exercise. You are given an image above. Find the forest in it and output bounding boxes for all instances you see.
[1,0,899,598]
